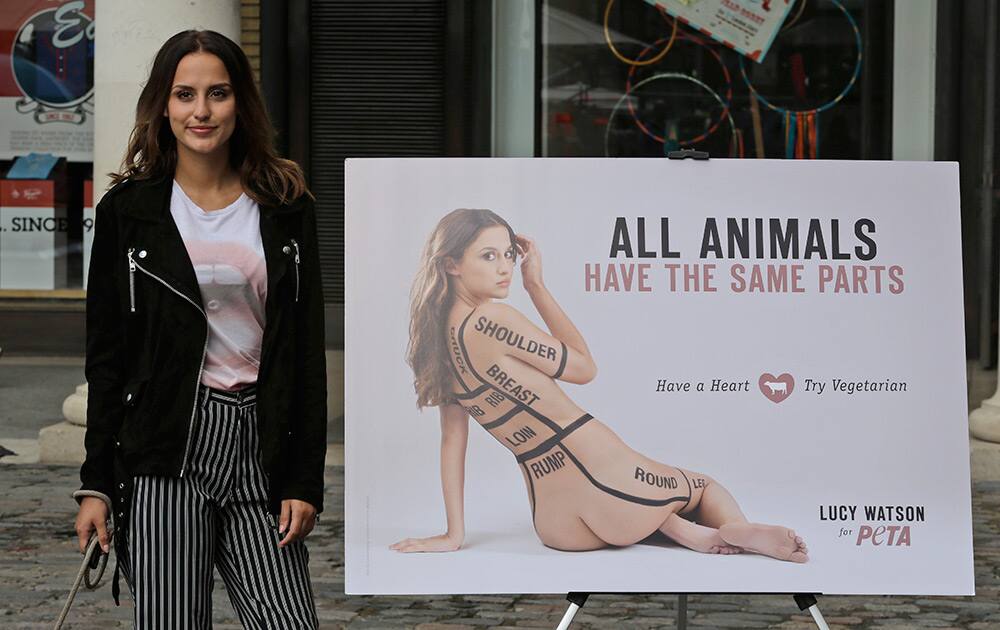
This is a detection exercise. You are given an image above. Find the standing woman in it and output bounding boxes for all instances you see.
[72,30,326,628]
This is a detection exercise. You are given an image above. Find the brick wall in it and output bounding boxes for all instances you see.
[241,0,260,82]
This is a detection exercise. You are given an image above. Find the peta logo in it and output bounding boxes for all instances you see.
[856,524,911,547]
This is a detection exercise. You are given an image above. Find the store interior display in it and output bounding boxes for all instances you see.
[541,0,883,160]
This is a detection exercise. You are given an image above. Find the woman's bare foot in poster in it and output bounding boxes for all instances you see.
[658,514,742,555]
[718,523,809,562]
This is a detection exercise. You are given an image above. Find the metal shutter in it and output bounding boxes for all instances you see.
[310,0,447,306]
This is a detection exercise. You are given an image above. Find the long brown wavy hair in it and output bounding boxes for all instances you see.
[408,209,516,409]
[109,30,310,206]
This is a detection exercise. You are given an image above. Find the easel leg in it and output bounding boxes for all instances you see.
[794,594,830,630]
[677,594,688,630]
[556,593,589,630]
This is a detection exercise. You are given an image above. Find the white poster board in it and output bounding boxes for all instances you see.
[345,158,973,596]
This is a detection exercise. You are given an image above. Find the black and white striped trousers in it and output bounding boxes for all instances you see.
[119,384,318,629]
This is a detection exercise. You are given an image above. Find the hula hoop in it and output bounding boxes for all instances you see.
[603,0,678,67]
[626,30,733,146]
[780,0,808,32]
[604,72,740,158]
[739,0,862,116]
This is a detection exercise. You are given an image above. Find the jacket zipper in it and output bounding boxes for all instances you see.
[126,248,137,313]
[290,239,301,303]
[129,254,208,477]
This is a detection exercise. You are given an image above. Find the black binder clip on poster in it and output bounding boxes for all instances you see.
[554,148,829,630]
[666,147,710,160]
[555,592,830,630]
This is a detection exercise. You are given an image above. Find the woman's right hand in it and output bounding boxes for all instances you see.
[515,234,545,291]
[75,496,111,554]
[389,532,463,553]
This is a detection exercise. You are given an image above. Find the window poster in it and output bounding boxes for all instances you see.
[646,0,797,61]
[0,1,94,161]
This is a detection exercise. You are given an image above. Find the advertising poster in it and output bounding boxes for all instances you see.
[646,0,795,62]
[0,0,95,161]
[345,158,973,596]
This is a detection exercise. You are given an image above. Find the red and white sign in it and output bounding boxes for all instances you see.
[1,179,67,289]
[1,179,54,206]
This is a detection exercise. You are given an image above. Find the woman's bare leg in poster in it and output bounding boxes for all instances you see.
[661,471,809,562]
[658,515,741,554]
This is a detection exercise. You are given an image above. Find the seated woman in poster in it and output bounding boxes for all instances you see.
[393,208,808,562]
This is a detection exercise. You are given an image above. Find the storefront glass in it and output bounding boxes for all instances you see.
[0,0,95,295]
[540,0,890,160]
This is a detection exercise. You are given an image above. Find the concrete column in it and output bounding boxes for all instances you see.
[39,384,88,464]
[969,0,1000,462]
[492,0,535,157]
[972,360,1000,478]
[972,393,1000,441]
[891,0,936,161]
[93,0,241,197]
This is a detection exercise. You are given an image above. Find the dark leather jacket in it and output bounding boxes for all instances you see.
[74,175,328,533]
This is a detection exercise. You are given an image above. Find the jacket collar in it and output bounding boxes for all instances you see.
[120,175,306,221]
[119,174,300,312]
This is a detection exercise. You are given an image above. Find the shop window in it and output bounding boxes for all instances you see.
[1,0,95,296]
[539,0,891,160]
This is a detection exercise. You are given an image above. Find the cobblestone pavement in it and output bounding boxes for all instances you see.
[1,464,997,629]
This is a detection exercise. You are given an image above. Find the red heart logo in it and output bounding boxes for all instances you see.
[759,373,794,403]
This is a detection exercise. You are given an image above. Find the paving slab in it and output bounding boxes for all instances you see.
[0,464,995,629]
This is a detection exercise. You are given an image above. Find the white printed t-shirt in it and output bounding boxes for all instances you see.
[170,180,267,391]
